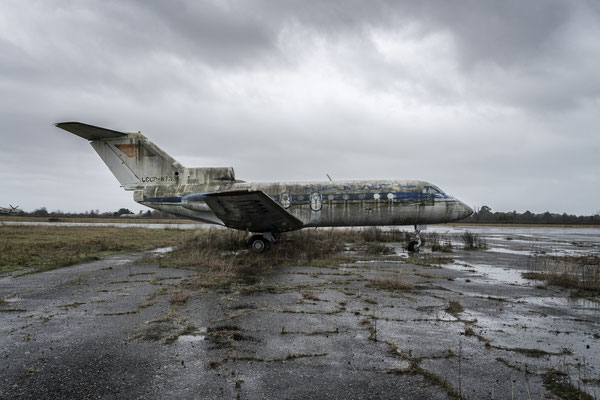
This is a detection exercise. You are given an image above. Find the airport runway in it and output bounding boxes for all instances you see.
[1,227,599,399]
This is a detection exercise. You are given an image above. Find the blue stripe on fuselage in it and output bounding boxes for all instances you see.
[145,196,182,203]
[144,191,453,204]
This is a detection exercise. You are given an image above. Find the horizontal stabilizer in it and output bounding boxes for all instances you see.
[201,190,303,233]
[55,122,127,141]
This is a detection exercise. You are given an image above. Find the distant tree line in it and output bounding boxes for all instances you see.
[8,205,600,225]
[463,206,600,225]
[15,207,174,219]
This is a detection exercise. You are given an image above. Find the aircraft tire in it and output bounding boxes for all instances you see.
[407,241,420,252]
[250,236,269,253]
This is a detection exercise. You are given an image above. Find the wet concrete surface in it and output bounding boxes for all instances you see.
[1,227,599,399]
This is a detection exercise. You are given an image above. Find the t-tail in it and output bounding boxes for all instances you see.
[55,122,236,190]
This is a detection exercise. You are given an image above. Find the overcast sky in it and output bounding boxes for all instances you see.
[1,0,599,215]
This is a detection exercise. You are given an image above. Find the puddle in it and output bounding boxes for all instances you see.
[518,296,600,311]
[445,261,531,285]
[487,247,536,256]
[178,327,208,342]
[178,335,206,342]
[151,247,175,254]
[2,297,21,303]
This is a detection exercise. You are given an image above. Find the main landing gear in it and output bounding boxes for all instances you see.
[407,225,422,253]
[247,232,280,253]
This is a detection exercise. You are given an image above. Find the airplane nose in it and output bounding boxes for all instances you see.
[459,201,474,220]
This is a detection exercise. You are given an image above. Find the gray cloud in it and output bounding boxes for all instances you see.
[0,0,599,215]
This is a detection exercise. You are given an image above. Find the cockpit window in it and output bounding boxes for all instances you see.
[424,186,445,197]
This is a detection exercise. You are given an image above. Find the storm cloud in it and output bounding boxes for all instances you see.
[0,0,598,214]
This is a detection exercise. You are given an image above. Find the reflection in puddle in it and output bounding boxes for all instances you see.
[519,296,600,311]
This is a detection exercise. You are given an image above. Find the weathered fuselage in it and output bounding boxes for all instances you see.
[55,121,473,234]
[137,179,473,232]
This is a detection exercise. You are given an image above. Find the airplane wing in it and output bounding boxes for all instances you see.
[201,190,303,232]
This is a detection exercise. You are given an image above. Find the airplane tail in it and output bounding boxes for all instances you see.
[56,122,235,190]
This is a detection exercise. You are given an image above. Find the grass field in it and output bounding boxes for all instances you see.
[0,225,193,274]
[1,216,199,224]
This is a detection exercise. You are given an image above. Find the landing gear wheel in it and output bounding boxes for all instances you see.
[408,241,420,252]
[248,235,270,253]
[408,225,422,252]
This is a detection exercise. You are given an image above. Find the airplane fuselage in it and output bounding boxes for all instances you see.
[55,121,474,249]
[137,179,472,231]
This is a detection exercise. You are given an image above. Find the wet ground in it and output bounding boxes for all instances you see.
[1,226,599,399]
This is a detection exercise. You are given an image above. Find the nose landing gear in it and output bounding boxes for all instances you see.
[408,225,422,252]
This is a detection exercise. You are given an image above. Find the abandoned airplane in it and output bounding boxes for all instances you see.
[56,122,473,252]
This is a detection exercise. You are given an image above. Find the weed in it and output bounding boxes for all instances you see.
[164,323,198,344]
[543,370,593,400]
[134,323,175,341]
[525,255,600,294]
[169,290,189,305]
[102,310,138,316]
[283,353,328,361]
[495,346,557,358]
[460,231,487,250]
[301,290,321,301]
[426,232,453,252]
[386,341,464,399]
[445,300,463,317]
[367,276,412,292]
[206,325,250,349]
[146,287,169,301]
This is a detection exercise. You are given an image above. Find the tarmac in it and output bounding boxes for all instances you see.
[1,227,599,399]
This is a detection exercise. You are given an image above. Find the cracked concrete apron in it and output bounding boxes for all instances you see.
[1,228,599,399]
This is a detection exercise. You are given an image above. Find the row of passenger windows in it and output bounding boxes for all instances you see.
[280,193,396,201]
[276,191,445,202]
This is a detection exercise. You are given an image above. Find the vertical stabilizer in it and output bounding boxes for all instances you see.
[56,122,185,190]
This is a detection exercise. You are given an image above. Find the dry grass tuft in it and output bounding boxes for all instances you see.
[524,255,600,295]
[424,232,453,252]
[367,276,412,292]
[460,231,487,250]
[445,300,463,317]
[169,290,189,305]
